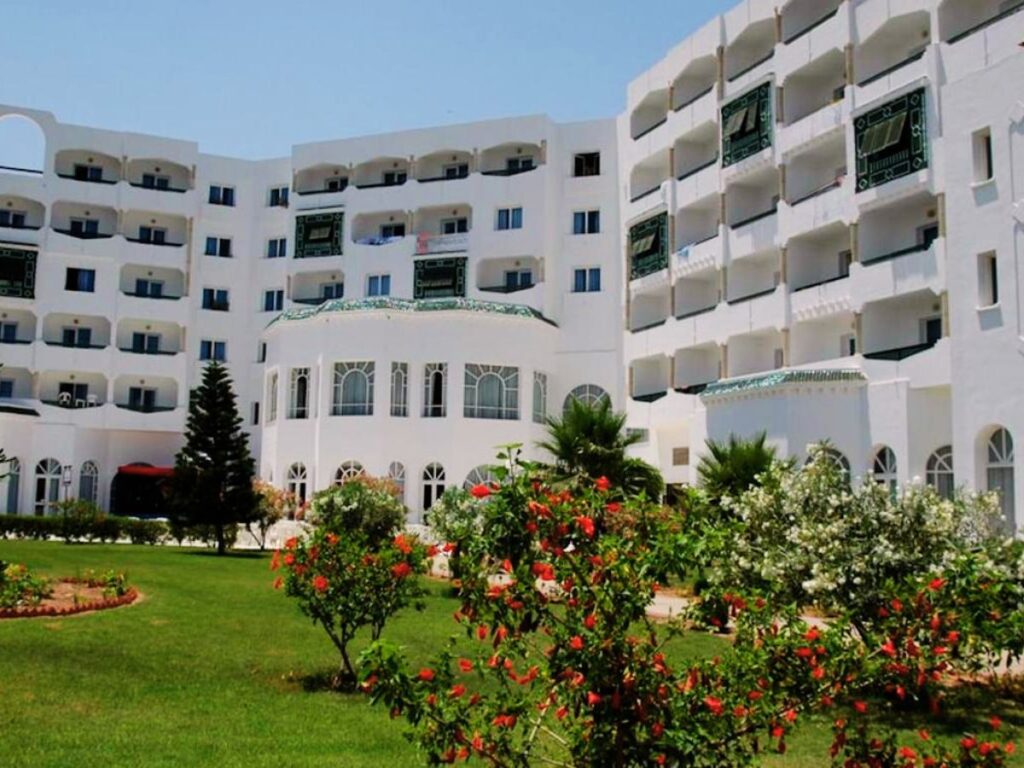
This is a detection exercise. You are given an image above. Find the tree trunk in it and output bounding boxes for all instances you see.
[216,525,226,555]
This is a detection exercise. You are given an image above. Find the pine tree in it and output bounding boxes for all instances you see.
[169,361,257,554]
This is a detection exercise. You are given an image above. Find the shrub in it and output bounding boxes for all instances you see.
[0,514,60,540]
[79,568,130,597]
[248,481,296,550]
[55,499,104,543]
[124,519,168,546]
[0,561,51,609]
[307,476,406,548]
[0,513,166,545]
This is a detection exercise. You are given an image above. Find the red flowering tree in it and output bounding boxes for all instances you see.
[275,477,432,688]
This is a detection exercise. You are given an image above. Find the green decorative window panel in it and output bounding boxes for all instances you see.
[855,88,927,192]
[721,82,773,168]
[295,212,344,258]
[414,257,466,299]
[0,246,37,298]
[629,213,668,280]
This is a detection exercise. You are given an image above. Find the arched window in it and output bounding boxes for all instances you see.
[334,460,364,486]
[79,461,99,503]
[463,465,497,491]
[986,428,1015,528]
[532,372,548,424]
[391,363,408,417]
[423,363,447,417]
[289,368,309,419]
[3,457,20,514]
[388,461,406,500]
[34,458,62,516]
[872,446,897,494]
[464,364,519,419]
[926,446,954,500]
[332,362,374,415]
[287,463,308,503]
[563,384,610,415]
[806,446,851,483]
[0,114,46,175]
[422,463,446,511]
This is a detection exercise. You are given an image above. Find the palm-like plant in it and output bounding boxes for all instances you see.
[697,431,777,504]
[539,398,663,499]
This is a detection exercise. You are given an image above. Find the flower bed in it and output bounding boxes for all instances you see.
[0,570,138,619]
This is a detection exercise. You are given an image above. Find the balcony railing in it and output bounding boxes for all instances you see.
[783,8,839,45]
[43,341,107,349]
[863,339,937,361]
[125,237,185,247]
[415,232,469,255]
[0,338,31,345]
[128,181,188,193]
[296,185,348,196]
[675,303,718,320]
[0,223,41,231]
[726,286,776,305]
[676,155,719,181]
[418,171,470,183]
[632,116,668,141]
[631,390,668,403]
[630,318,668,333]
[52,228,114,240]
[56,173,117,185]
[118,347,179,356]
[0,165,42,175]
[116,403,176,413]
[729,206,777,230]
[355,179,408,190]
[788,177,844,207]
[478,283,536,294]
[861,240,932,266]
[630,185,662,203]
[480,166,537,177]
[727,51,774,83]
[675,382,713,396]
[947,2,1024,44]
[43,397,103,409]
[792,271,849,292]
[857,49,926,87]
[674,85,714,112]
[292,297,330,306]
[122,292,182,300]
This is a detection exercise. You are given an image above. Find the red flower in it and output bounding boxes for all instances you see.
[584,613,597,630]
[704,696,724,716]
[458,658,473,673]
[803,627,821,642]
[391,562,412,579]
[898,746,917,760]
[283,552,296,566]
[991,715,1003,730]
[853,701,869,714]
[961,737,977,751]
[270,551,281,571]
[418,668,435,682]
[393,535,412,554]
[272,576,283,590]
[470,483,491,499]
[492,713,517,728]
[783,709,798,723]
[587,691,603,707]
[449,684,466,698]
[575,515,595,538]
[284,536,298,550]
[595,476,611,492]
[929,577,946,591]
[477,625,489,640]
[569,635,585,651]
[605,502,621,513]
[312,575,328,593]
[326,533,339,546]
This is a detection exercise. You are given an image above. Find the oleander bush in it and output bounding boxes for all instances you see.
[0,560,51,609]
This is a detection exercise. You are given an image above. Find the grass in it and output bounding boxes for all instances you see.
[0,540,1021,767]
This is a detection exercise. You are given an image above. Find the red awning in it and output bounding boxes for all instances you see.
[116,465,174,478]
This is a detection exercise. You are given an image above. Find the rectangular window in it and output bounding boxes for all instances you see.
[199,340,227,362]
[391,362,408,417]
[263,289,284,312]
[141,173,170,190]
[134,279,164,298]
[0,379,12,398]
[131,332,161,354]
[444,163,469,179]
[496,207,523,230]
[266,372,278,423]
[288,368,310,419]
[0,210,26,228]
[973,128,994,183]
[383,170,408,186]
[326,177,348,192]
[367,274,391,297]
[208,185,235,206]
[573,210,600,234]
[205,237,231,257]
[258,342,267,363]
[532,371,547,424]
[267,237,287,258]
[65,268,96,292]
[506,156,534,173]
[128,387,157,411]
[573,152,601,177]
[441,218,468,235]
[978,252,999,307]
[504,270,532,290]
[268,186,289,207]
[422,363,447,418]
[251,402,260,425]
[61,327,93,348]
[380,223,406,238]
[332,361,375,416]
[572,267,601,293]
[137,226,167,245]
[202,288,230,311]
[74,164,103,182]
[0,322,18,342]
[921,316,943,345]
[464,364,519,420]
[321,282,344,300]
[69,218,99,237]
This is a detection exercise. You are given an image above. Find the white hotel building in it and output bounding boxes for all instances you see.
[0,0,1022,530]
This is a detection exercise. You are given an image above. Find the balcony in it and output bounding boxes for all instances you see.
[860,289,944,365]
[629,148,671,206]
[416,150,473,183]
[782,0,841,45]
[789,311,857,366]
[674,343,721,394]
[853,12,931,104]
[294,164,350,196]
[940,1,1024,78]
[414,233,469,256]
[53,149,120,186]
[853,238,944,307]
[631,89,670,141]
[479,143,542,177]
[942,0,1024,44]
[724,16,776,94]
[671,54,718,112]
[353,156,410,190]
[863,340,936,361]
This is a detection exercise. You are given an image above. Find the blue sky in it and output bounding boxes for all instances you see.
[0,0,733,159]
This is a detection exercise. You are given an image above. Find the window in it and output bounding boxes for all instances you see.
[573,210,600,235]
[288,368,310,419]
[287,463,307,503]
[205,237,232,257]
[391,362,408,417]
[367,274,391,297]
[134,278,164,298]
[334,461,365,486]
[383,170,408,186]
[321,282,344,300]
[131,332,161,354]
[258,342,267,364]
[326,177,348,192]
[208,185,235,206]
[199,340,227,362]
[986,428,1015,528]
[506,156,534,173]
[388,462,406,500]
[267,238,287,258]
[563,384,610,414]
[73,164,103,182]
[858,113,907,157]
[921,316,943,345]
[4,458,19,514]
[34,458,61,516]
[441,217,468,235]
[268,186,289,207]
[572,267,601,293]
[141,173,170,190]
[972,128,994,184]
[65,268,96,292]
[840,333,857,357]
[61,327,93,348]
[380,223,406,239]
[444,163,469,179]
[0,210,26,228]
[464,364,519,420]
[137,226,167,245]
[532,372,547,424]
[807,447,851,484]
[69,218,99,237]
[504,269,532,291]
[128,386,157,411]
[56,381,88,407]
[464,465,497,491]
[573,152,601,177]
[251,402,260,426]
[496,207,523,231]
[423,363,447,418]
[978,252,999,307]
[266,372,279,423]
[79,461,99,504]
[263,289,284,312]
[422,463,445,512]
[1,322,18,343]
[0,379,14,398]
[202,288,230,311]
[926,446,954,500]
[872,446,897,495]
[332,361,375,416]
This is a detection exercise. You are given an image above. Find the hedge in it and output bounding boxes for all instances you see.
[0,514,168,545]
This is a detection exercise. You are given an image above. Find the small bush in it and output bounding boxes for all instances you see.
[0,513,167,545]
[0,561,51,608]
[307,477,406,548]
[124,519,167,546]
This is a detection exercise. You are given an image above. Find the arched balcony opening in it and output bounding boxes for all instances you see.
[855,12,931,86]
[54,149,120,184]
[479,143,542,176]
[630,88,670,140]
[125,158,191,192]
[353,156,409,189]
[416,150,472,182]
[50,201,116,239]
[671,56,717,111]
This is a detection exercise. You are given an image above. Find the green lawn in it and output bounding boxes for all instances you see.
[0,541,1020,767]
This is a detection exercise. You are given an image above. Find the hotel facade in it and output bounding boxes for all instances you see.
[0,0,1021,530]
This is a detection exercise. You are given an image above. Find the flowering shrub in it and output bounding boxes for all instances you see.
[276,476,431,689]
[0,561,51,609]
[248,481,298,549]
[78,568,130,598]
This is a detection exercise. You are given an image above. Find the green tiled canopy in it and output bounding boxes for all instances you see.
[268,297,556,327]
[700,369,866,399]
